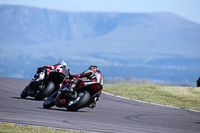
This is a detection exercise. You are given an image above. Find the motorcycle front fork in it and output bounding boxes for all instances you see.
[54,91,66,107]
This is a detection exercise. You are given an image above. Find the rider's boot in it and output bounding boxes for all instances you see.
[88,91,101,109]
[88,97,99,109]
[61,83,77,99]
[38,82,44,90]
[61,87,73,94]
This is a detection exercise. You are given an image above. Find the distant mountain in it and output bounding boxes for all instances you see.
[0,5,200,84]
[0,5,145,43]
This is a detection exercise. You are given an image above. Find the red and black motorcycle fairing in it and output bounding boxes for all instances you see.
[43,77,103,111]
[21,66,69,100]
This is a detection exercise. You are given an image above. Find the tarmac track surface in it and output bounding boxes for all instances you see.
[0,77,200,133]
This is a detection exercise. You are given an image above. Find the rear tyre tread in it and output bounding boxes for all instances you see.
[67,91,90,111]
[35,81,55,100]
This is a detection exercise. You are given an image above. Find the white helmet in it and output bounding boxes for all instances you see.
[58,61,67,67]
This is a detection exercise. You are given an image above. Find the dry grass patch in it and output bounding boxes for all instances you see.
[0,123,86,133]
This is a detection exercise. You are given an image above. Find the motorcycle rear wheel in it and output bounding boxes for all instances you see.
[66,91,90,111]
[35,81,55,100]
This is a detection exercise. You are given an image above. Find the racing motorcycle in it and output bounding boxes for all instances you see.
[43,77,103,111]
[21,67,69,100]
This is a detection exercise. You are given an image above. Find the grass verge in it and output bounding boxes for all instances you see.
[103,84,200,111]
[0,123,86,133]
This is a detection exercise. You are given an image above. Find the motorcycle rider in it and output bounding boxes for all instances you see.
[55,65,103,108]
[41,61,70,76]
[27,61,70,95]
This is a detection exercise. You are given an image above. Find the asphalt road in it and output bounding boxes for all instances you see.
[0,77,200,133]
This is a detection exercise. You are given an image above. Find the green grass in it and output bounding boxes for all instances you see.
[104,84,200,111]
[0,123,86,133]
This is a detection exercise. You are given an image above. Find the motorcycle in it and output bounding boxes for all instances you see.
[43,77,103,111]
[21,67,69,100]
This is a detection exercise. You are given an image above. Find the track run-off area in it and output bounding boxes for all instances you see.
[0,77,200,133]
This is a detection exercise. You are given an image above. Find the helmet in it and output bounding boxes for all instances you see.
[58,61,67,67]
[88,65,98,70]
[58,61,70,77]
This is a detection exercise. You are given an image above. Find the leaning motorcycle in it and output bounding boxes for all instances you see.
[43,78,103,111]
[21,67,69,100]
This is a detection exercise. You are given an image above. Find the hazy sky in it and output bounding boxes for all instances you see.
[0,0,200,24]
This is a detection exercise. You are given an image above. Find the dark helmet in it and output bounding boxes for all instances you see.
[88,65,98,70]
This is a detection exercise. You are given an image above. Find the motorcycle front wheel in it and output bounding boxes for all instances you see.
[20,86,29,98]
[43,90,58,109]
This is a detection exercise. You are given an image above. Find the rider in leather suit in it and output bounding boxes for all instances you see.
[55,65,103,108]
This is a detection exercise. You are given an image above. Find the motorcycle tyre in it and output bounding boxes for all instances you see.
[35,81,55,100]
[43,90,58,109]
[66,91,90,112]
[21,86,29,99]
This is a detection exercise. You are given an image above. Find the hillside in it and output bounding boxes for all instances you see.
[0,5,200,84]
